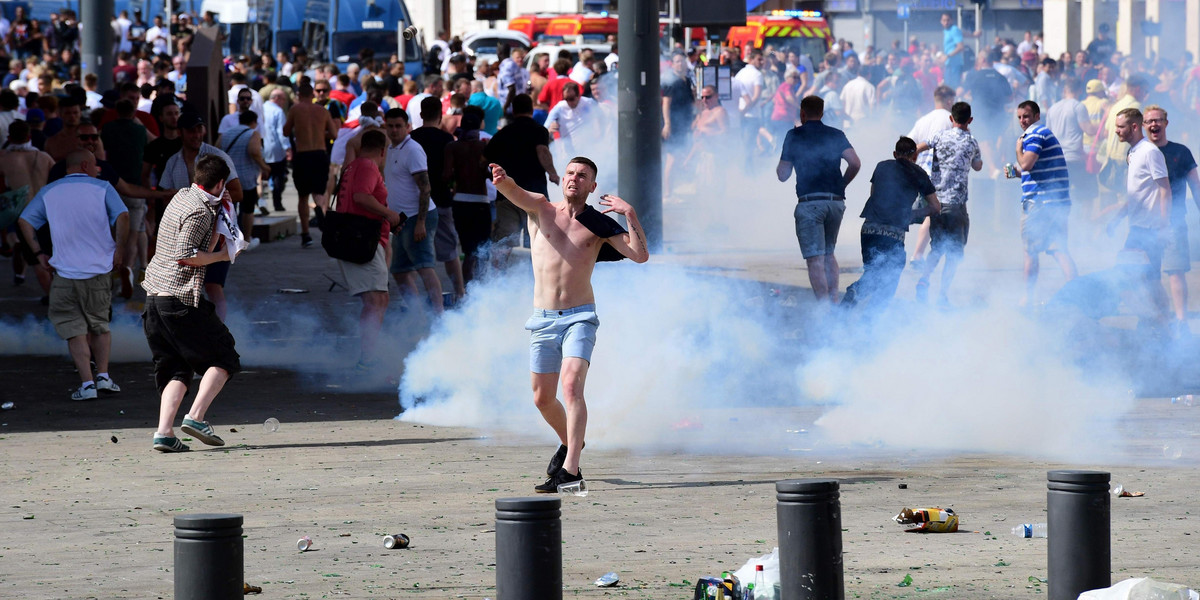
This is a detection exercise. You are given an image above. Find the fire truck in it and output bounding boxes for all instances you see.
[507,12,557,45]
[509,12,706,47]
[727,10,832,66]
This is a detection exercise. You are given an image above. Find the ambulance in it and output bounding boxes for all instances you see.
[727,9,832,66]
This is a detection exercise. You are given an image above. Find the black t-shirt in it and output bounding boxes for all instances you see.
[662,75,695,130]
[144,136,184,184]
[779,120,852,198]
[1087,38,1117,67]
[48,159,121,187]
[860,159,936,229]
[410,126,456,207]
[963,68,1012,109]
[1159,141,1198,222]
[484,116,551,196]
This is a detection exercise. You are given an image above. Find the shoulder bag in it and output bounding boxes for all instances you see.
[321,165,388,265]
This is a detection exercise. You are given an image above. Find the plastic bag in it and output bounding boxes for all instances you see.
[1077,578,1198,600]
[733,548,780,599]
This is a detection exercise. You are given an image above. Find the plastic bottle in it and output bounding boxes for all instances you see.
[1011,523,1047,538]
[752,564,765,600]
[744,583,755,600]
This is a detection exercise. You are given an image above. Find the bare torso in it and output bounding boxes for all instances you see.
[694,106,728,138]
[0,149,54,195]
[288,102,333,153]
[529,201,604,309]
[45,127,80,162]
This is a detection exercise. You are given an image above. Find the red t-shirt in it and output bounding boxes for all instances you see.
[329,89,357,107]
[538,77,572,108]
[337,157,389,245]
[395,94,416,110]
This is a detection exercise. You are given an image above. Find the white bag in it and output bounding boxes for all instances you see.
[1077,578,1198,600]
[732,548,780,598]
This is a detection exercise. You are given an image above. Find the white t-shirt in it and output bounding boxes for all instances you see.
[734,64,763,113]
[908,108,953,174]
[569,62,593,84]
[385,136,433,217]
[840,76,876,122]
[1045,97,1090,163]
[603,53,619,70]
[226,84,266,136]
[407,92,431,129]
[116,17,133,53]
[545,97,598,141]
[146,25,169,55]
[1126,138,1170,229]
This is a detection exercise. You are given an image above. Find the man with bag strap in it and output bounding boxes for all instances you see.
[330,129,404,370]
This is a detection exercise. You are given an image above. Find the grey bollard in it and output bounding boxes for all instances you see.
[495,497,561,600]
[1047,470,1110,600]
[777,479,844,600]
[174,513,243,600]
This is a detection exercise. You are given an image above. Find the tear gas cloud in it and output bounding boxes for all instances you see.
[395,103,1174,464]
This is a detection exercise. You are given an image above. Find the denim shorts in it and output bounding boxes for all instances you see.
[1162,221,1190,274]
[524,304,599,374]
[793,199,845,259]
[390,208,439,273]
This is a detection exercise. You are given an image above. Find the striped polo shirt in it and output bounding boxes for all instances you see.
[1019,122,1071,204]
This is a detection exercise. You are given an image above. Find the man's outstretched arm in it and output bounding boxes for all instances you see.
[489,163,550,214]
[599,194,649,263]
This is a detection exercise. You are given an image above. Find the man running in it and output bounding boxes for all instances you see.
[489,157,649,493]
[284,83,338,248]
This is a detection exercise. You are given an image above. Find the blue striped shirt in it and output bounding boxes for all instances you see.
[1019,122,1071,203]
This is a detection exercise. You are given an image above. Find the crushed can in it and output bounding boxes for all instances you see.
[296,536,313,551]
[894,507,959,533]
[383,533,410,549]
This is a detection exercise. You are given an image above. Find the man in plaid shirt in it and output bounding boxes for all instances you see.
[142,155,242,453]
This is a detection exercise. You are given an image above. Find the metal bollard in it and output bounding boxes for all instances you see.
[495,497,561,600]
[173,513,243,600]
[777,479,844,600]
[1047,470,1110,600]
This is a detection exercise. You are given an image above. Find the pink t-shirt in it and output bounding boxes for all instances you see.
[337,157,389,245]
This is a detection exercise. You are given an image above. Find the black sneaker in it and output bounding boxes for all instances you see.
[535,467,583,493]
[301,234,314,248]
[546,444,567,476]
[258,206,270,217]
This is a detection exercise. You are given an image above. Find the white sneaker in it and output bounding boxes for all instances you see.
[246,238,261,251]
[71,383,98,401]
[96,375,121,394]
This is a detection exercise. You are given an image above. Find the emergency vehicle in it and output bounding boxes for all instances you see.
[727,10,832,65]
[539,13,618,45]
[507,12,557,45]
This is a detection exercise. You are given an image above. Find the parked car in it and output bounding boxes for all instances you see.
[523,43,612,71]
[462,29,532,66]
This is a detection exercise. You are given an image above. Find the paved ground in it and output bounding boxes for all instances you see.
[2,184,1199,599]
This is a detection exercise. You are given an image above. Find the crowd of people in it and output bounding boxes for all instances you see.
[2,8,1200,457]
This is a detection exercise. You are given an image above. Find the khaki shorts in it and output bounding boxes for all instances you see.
[48,274,113,339]
[338,243,389,296]
[123,196,147,233]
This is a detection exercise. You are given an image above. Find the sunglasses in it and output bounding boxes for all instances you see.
[314,87,330,93]
[78,134,99,140]
[701,94,714,99]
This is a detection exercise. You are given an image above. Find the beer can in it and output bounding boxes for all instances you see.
[1004,163,1019,179]
[383,533,409,549]
[297,536,312,552]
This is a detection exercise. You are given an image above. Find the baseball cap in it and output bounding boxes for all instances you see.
[178,112,204,129]
[1086,79,1105,94]
[25,108,45,123]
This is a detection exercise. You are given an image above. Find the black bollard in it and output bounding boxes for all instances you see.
[1047,470,1110,600]
[173,513,243,600]
[495,497,561,600]
[777,479,844,600]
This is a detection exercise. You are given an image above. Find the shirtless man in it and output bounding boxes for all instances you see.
[489,157,649,493]
[284,83,338,248]
[45,98,102,162]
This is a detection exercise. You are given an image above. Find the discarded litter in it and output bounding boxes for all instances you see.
[297,536,313,552]
[692,573,741,600]
[110,436,118,444]
[1012,523,1048,538]
[898,574,914,587]
[558,479,588,497]
[264,418,280,433]
[894,507,958,533]
[277,288,309,294]
[1110,483,1145,498]
[1170,395,1194,406]
[1077,577,1199,600]
[594,572,619,587]
[383,534,409,549]
[733,549,780,599]
[1,402,13,410]
[243,583,262,595]
[898,483,908,489]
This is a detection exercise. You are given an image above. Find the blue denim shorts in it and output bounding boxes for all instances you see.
[525,304,599,373]
[390,208,439,273]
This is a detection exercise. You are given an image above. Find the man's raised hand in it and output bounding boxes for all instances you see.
[489,163,508,187]
[599,194,633,216]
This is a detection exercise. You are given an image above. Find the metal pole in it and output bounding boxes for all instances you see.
[776,479,844,600]
[1047,470,1111,600]
[617,0,662,251]
[81,0,115,92]
[668,0,676,47]
[495,497,561,600]
[173,514,244,600]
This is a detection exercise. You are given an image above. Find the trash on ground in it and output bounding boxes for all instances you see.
[898,483,908,489]
[277,288,309,294]
[1011,523,1047,538]
[1077,577,1198,600]
[733,548,780,599]
[894,507,959,533]
[110,436,118,443]
[243,583,262,594]
[898,574,914,587]
[692,573,741,600]
[297,536,312,552]
[383,534,409,549]
[1,402,13,410]
[594,572,619,587]
[1111,484,1145,498]
[264,418,280,433]
[558,479,588,497]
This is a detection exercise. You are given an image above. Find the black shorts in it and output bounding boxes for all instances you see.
[930,204,970,256]
[239,188,259,216]
[143,296,241,395]
[204,261,230,286]
[452,201,493,259]
[292,150,330,196]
